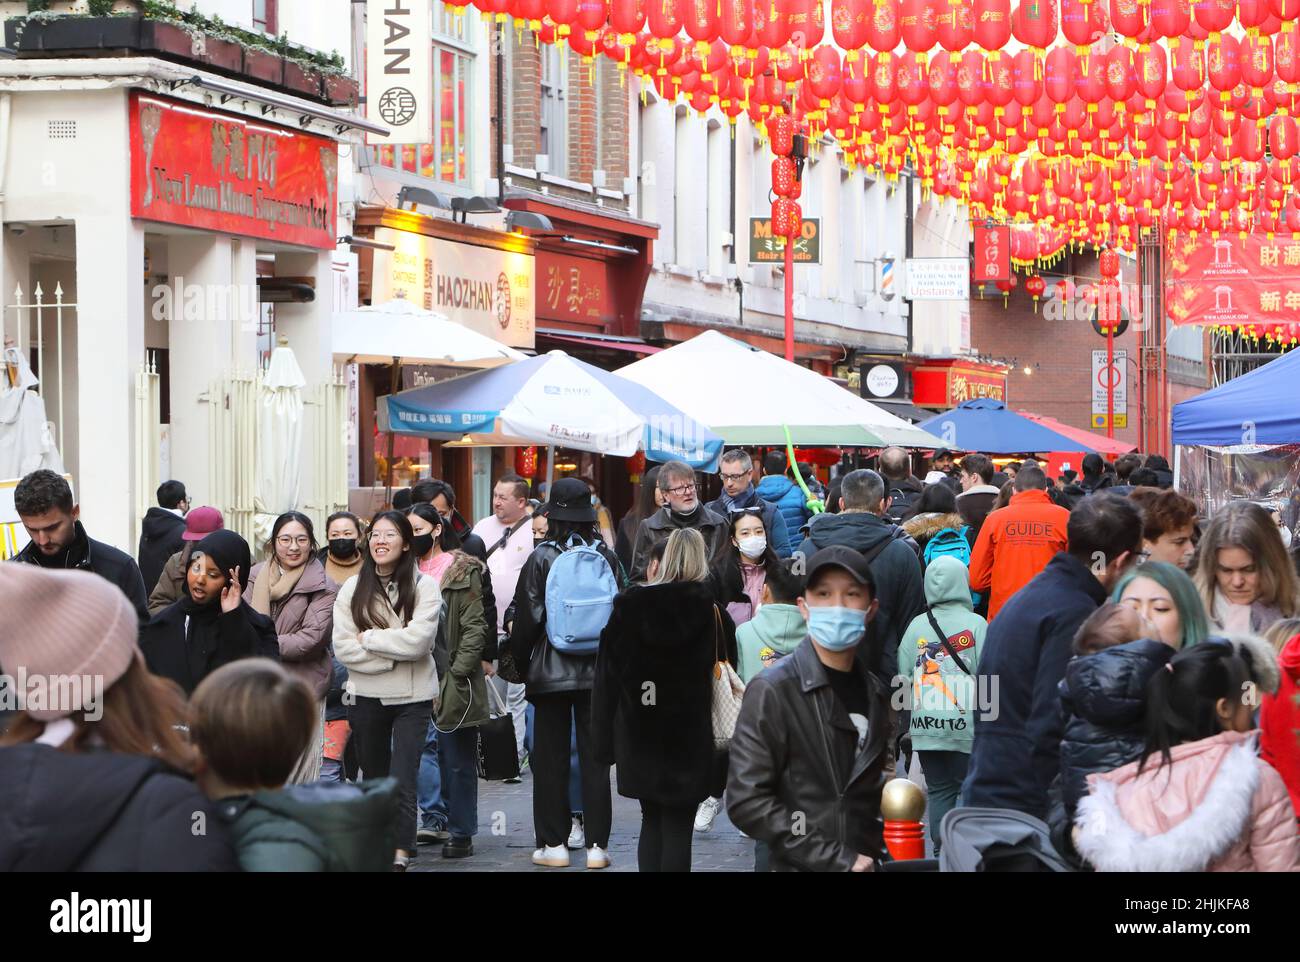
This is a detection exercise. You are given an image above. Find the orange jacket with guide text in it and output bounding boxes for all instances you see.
[968,489,1070,620]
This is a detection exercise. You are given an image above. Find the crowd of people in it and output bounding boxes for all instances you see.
[1,441,1299,873]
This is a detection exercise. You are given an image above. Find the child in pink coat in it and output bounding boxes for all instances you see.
[1074,636,1300,872]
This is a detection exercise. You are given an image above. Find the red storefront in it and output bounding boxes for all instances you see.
[912,357,1012,410]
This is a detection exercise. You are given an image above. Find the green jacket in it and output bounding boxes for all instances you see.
[735,603,806,684]
[221,778,398,872]
[436,551,491,731]
[896,556,988,754]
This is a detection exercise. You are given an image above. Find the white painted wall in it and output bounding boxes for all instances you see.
[636,101,911,349]
[911,196,970,357]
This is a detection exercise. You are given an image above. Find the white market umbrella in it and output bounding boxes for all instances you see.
[332,299,527,368]
[253,342,306,549]
[616,330,951,448]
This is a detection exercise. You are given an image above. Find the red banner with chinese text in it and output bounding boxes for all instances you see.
[535,251,616,327]
[129,92,337,250]
[973,224,1009,282]
[1166,232,1300,344]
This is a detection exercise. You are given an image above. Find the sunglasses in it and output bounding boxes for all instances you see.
[728,506,763,518]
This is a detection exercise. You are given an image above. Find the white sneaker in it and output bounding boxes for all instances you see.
[567,816,586,850]
[531,845,570,868]
[694,796,721,833]
[586,845,611,870]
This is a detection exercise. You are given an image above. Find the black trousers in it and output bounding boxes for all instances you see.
[638,801,696,872]
[348,696,432,854]
[531,691,611,849]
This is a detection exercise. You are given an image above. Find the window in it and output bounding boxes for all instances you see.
[373,3,474,187]
[252,0,278,34]
[540,45,567,176]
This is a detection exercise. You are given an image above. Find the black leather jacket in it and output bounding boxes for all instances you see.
[726,638,894,871]
[507,535,625,697]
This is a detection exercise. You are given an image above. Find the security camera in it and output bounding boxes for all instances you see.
[9,223,27,236]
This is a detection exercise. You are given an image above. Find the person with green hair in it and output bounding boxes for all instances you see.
[1111,561,1209,651]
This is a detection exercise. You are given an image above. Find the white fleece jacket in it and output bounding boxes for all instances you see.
[332,573,441,705]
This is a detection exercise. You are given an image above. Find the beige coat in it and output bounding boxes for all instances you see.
[332,573,441,705]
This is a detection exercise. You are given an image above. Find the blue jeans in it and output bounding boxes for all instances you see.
[417,722,447,829]
[438,725,480,839]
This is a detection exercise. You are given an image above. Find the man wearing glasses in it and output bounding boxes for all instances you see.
[628,460,729,584]
[705,449,793,559]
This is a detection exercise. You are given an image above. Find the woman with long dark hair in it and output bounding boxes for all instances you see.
[332,509,441,871]
[244,510,338,783]
[714,508,779,630]
[1073,638,1300,872]
[616,465,662,576]
[408,502,458,582]
[509,478,624,869]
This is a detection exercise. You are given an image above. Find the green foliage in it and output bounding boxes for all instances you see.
[88,0,117,16]
[26,0,51,14]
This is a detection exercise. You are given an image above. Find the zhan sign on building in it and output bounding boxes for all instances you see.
[129,93,338,250]
[366,0,432,145]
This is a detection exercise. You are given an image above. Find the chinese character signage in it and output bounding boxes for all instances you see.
[913,362,1007,407]
[366,0,432,145]
[536,252,615,326]
[749,218,820,264]
[129,93,338,250]
[1166,231,1300,336]
[371,227,535,349]
[974,224,1010,282]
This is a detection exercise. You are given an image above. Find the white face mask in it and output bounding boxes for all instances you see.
[1281,527,1293,549]
[737,535,767,560]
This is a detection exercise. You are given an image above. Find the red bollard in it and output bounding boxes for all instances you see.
[884,819,927,861]
[880,778,927,860]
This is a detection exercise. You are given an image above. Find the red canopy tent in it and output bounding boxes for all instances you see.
[1018,411,1137,480]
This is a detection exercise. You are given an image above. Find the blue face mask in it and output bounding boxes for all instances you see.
[806,606,867,651]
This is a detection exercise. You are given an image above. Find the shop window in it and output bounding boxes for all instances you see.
[252,0,278,35]
[373,3,473,187]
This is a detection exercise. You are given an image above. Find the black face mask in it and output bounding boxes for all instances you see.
[411,532,436,557]
[329,538,357,559]
[534,536,546,548]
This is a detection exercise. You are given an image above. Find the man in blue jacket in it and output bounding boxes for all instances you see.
[756,451,814,541]
[706,449,793,559]
[961,494,1144,820]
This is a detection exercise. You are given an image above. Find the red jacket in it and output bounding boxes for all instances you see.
[1261,632,1300,817]
[968,489,1070,620]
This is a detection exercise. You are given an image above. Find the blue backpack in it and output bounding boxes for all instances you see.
[544,535,619,655]
[923,526,972,568]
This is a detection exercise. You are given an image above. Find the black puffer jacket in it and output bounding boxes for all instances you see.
[0,744,236,871]
[508,535,625,697]
[591,581,737,806]
[1048,638,1174,859]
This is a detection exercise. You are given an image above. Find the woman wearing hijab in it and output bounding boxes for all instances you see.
[139,529,279,696]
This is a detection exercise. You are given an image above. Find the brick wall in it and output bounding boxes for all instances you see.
[568,54,598,184]
[502,30,540,174]
[599,60,629,182]
[968,252,1143,449]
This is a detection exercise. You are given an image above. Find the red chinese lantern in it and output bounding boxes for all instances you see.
[974,0,1012,51]
[682,0,720,43]
[756,0,793,46]
[1024,274,1046,311]
[720,0,754,45]
[514,0,548,28]
[1194,0,1237,37]
[770,112,796,153]
[547,0,581,35]
[772,156,798,195]
[900,0,938,54]
[515,446,539,478]
[832,0,870,50]
[771,197,803,237]
[1100,246,1120,277]
[808,45,844,104]
[1062,0,1110,48]
[577,0,608,37]
[1012,0,1058,50]
[611,0,646,35]
[937,0,974,55]
[867,0,901,51]
[1135,43,1168,104]
[995,272,1017,305]
[1045,46,1078,103]
[648,0,684,37]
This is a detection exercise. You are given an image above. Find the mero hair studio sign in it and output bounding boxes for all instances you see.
[129,93,337,250]
[371,226,535,349]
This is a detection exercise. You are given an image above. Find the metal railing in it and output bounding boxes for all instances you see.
[4,282,74,458]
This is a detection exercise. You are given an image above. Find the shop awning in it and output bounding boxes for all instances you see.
[1019,412,1138,455]
[332,299,526,368]
[538,331,662,356]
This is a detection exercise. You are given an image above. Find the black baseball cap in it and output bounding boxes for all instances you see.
[543,477,597,523]
[804,545,877,595]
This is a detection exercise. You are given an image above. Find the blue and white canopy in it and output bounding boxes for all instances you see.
[379,350,724,471]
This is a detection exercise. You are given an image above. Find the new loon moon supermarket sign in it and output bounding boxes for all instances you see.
[130,93,338,250]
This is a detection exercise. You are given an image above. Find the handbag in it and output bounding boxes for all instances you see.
[495,630,525,685]
[477,678,521,782]
[709,605,746,750]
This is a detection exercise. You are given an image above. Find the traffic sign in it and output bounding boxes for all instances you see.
[1091,349,1127,422]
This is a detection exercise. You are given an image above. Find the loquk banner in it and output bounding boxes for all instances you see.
[1165,232,1300,342]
